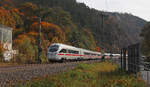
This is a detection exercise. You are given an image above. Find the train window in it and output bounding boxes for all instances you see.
[84,52,87,55]
[68,50,79,54]
[49,45,59,52]
[84,52,90,55]
[74,51,79,54]
[68,50,73,53]
[50,45,59,48]
[49,48,58,52]
[59,49,67,53]
[91,54,95,55]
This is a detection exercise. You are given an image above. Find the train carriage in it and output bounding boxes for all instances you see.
[48,43,102,62]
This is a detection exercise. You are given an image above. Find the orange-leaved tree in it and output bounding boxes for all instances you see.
[31,22,66,62]
[19,2,38,18]
[96,46,101,52]
[31,21,66,45]
[0,43,4,62]
[0,7,16,28]
[14,34,37,63]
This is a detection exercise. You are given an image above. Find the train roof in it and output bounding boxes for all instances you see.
[51,43,78,49]
[50,43,101,54]
[112,54,120,56]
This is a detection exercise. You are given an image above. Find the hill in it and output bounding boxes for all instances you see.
[19,0,147,51]
[0,0,147,63]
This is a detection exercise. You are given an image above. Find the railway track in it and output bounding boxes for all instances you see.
[0,60,101,87]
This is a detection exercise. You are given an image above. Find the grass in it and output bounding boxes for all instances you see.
[13,62,147,87]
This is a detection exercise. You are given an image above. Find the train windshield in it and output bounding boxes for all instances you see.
[49,45,59,52]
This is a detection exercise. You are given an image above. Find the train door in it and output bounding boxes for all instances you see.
[58,49,67,60]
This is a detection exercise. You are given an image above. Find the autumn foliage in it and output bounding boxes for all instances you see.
[31,21,66,43]
[0,0,102,63]
[96,46,101,52]
[0,43,4,61]
[14,34,38,63]
[0,7,16,28]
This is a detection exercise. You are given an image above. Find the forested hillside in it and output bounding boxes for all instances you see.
[0,0,147,63]
[19,0,146,50]
[141,22,150,56]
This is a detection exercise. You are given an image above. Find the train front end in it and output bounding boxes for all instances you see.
[48,44,61,61]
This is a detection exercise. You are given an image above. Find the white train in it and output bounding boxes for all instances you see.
[48,43,102,62]
[103,53,121,59]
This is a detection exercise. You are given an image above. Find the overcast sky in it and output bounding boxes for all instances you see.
[77,0,150,21]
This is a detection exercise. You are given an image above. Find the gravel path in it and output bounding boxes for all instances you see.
[0,60,101,87]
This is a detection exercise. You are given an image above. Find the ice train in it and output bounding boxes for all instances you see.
[48,43,102,62]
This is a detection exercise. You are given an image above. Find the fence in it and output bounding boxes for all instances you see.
[120,43,150,84]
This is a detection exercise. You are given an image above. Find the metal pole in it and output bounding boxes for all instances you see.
[100,12,108,51]
[132,45,135,73]
[121,49,123,69]
[147,71,149,84]
[38,17,42,63]
[128,46,130,73]
[138,43,141,72]
[100,12,105,51]
[123,48,126,71]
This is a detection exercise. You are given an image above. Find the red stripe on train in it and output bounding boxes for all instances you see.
[57,54,81,56]
[57,53,65,55]
[65,54,83,56]
[57,53,102,58]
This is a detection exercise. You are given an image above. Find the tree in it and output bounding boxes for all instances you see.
[0,7,16,28]
[38,7,72,27]
[31,21,66,43]
[141,22,150,56]
[19,2,38,17]
[0,43,4,62]
[14,34,37,63]
[19,2,38,32]
[96,46,100,52]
